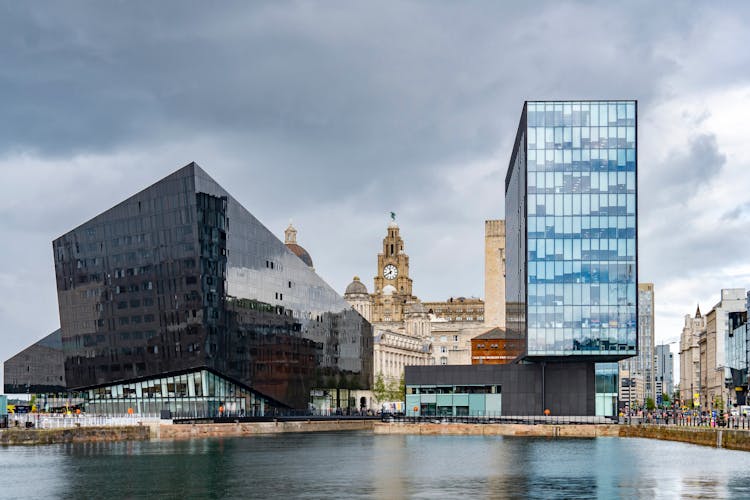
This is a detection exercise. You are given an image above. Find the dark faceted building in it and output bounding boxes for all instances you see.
[8,163,372,415]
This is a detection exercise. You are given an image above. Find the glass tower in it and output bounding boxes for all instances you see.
[506,101,637,362]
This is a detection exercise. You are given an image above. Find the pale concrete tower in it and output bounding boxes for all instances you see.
[484,219,506,328]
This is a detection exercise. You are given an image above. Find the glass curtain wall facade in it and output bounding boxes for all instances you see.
[51,163,372,413]
[86,369,272,417]
[505,101,638,361]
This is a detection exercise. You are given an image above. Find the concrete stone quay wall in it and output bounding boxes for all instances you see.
[619,425,750,452]
[0,426,149,446]
[374,422,620,438]
[158,419,376,440]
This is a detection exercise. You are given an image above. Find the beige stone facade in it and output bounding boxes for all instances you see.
[373,328,432,386]
[686,289,745,411]
[679,307,705,408]
[483,219,506,328]
[423,297,484,322]
[429,321,486,365]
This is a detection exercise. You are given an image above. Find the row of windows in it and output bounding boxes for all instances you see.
[530,237,636,259]
[527,102,635,128]
[530,175,635,197]
[406,384,502,395]
[529,194,635,217]
[527,147,635,169]
[117,314,157,325]
[528,126,635,150]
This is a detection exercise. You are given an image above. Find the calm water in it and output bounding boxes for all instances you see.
[1,432,750,499]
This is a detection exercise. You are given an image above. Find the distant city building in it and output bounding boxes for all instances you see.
[5,164,373,416]
[655,344,674,399]
[343,219,493,393]
[483,219,506,328]
[701,289,745,410]
[423,297,484,323]
[471,327,524,365]
[726,291,750,406]
[343,221,433,399]
[679,305,706,408]
[619,283,655,407]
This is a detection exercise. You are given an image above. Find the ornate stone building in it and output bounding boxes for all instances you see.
[343,220,432,396]
[344,277,371,322]
[343,217,503,397]
[680,306,705,408]
[370,220,417,323]
[423,297,484,322]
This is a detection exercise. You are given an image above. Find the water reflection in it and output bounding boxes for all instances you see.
[2,434,750,499]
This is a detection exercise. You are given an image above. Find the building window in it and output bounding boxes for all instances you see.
[440,357,448,365]
[453,335,459,342]
[440,346,447,353]
[440,336,447,342]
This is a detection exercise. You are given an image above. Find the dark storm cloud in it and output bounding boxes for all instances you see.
[3,0,750,376]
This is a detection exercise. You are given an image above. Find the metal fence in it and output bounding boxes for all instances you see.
[621,414,750,430]
[380,414,617,425]
[5,414,162,429]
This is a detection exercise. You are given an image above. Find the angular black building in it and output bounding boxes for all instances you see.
[7,163,372,416]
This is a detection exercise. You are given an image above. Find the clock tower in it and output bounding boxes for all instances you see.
[371,218,416,322]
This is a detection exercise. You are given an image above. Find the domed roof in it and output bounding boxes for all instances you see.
[407,301,426,314]
[345,276,368,296]
[286,243,313,267]
[382,284,397,295]
[284,222,313,267]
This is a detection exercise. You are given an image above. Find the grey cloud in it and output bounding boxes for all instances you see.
[4,0,750,371]
[640,133,726,209]
[721,203,750,221]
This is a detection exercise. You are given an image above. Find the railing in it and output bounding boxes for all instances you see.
[621,414,750,430]
[380,413,617,425]
[4,413,162,429]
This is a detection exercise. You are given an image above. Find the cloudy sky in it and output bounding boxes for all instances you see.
[2,1,750,385]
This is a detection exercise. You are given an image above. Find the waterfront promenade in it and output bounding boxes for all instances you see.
[5,413,750,452]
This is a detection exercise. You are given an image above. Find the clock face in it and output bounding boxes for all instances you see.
[383,264,398,280]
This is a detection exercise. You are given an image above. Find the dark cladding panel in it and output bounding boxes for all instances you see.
[505,103,528,346]
[53,165,202,389]
[4,330,66,394]
[405,363,595,416]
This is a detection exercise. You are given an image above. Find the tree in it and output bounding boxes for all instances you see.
[645,397,656,411]
[661,393,671,408]
[373,373,389,403]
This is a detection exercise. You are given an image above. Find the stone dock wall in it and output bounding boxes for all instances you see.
[157,419,375,440]
[374,422,620,437]
[4,420,750,451]
[619,425,750,452]
[0,426,149,446]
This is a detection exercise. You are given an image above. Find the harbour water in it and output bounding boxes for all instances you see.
[1,432,750,499]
